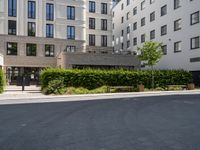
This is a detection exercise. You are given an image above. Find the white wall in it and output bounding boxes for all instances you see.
[112,0,200,71]
[0,53,3,66]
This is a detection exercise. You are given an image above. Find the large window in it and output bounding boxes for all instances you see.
[46,3,54,21]
[8,0,17,17]
[26,44,37,56]
[150,11,155,22]
[28,22,36,36]
[101,3,107,14]
[174,0,181,9]
[174,41,181,53]
[46,24,54,38]
[101,35,107,47]
[141,34,145,43]
[67,6,75,20]
[7,42,17,55]
[141,17,145,27]
[161,5,167,16]
[150,30,155,40]
[141,1,145,10]
[89,18,95,29]
[133,22,137,31]
[67,26,75,40]
[191,11,199,25]
[65,46,76,53]
[191,36,200,49]
[89,34,95,46]
[174,19,181,31]
[45,45,55,57]
[28,1,36,19]
[101,19,107,30]
[161,25,167,36]
[8,20,16,35]
[133,37,137,46]
[89,1,95,13]
[133,7,137,15]
[161,45,167,55]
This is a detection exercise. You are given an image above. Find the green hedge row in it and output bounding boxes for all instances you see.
[0,69,5,93]
[40,68,193,90]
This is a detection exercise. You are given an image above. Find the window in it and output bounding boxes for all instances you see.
[89,1,95,13]
[161,45,167,55]
[67,6,75,20]
[101,3,107,14]
[8,0,17,17]
[133,7,137,15]
[133,22,137,30]
[191,11,199,25]
[161,5,167,16]
[46,24,54,38]
[141,34,145,43]
[121,17,124,23]
[174,41,181,52]
[133,37,137,46]
[141,17,145,26]
[141,1,145,10]
[66,46,76,53]
[46,3,54,21]
[126,26,130,34]
[28,1,36,19]
[150,11,155,22]
[101,35,107,47]
[8,20,16,35]
[150,30,155,40]
[28,22,36,36]
[121,3,124,10]
[174,19,181,31]
[45,45,54,57]
[67,26,75,39]
[7,42,17,55]
[89,18,95,29]
[121,43,124,50]
[89,34,95,46]
[127,40,130,48]
[101,19,107,30]
[127,0,130,6]
[150,0,155,4]
[26,44,37,56]
[191,36,200,49]
[190,57,200,63]
[174,0,181,9]
[161,25,167,36]
[127,12,130,20]
[121,30,124,36]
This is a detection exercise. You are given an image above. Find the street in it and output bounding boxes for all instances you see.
[0,94,200,150]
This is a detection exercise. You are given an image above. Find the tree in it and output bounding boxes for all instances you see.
[137,41,163,88]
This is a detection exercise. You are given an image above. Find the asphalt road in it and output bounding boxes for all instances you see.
[0,94,200,150]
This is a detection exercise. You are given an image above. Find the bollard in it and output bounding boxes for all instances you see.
[22,76,25,91]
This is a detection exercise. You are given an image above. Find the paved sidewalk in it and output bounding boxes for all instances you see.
[0,86,199,105]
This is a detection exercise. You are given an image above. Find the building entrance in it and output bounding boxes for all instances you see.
[6,67,42,85]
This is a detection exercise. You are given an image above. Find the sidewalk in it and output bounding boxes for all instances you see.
[0,86,200,105]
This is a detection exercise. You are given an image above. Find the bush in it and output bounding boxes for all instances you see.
[0,69,5,93]
[40,68,192,94]
[44,77,67,95]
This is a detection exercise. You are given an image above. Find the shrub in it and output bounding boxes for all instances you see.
[40,68,192,94]
[0,69,5,93]
[44,77,67,95]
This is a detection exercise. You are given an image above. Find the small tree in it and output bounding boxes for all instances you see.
[137,41,163,89]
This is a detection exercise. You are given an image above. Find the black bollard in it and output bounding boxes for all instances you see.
[22,76,25,91]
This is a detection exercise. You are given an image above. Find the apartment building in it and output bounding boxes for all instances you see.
[112,0,200,85]
[0,0,139,84]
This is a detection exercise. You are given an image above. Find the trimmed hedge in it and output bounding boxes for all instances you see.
[40,68,193,90]
[0,69,5,93]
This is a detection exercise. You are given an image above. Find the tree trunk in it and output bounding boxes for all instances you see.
[151,66,154,89]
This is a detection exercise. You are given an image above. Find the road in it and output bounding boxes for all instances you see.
[0,94,200,150]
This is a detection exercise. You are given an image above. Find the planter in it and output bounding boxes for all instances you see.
[138,84,144,92]
[187,83,195,90]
